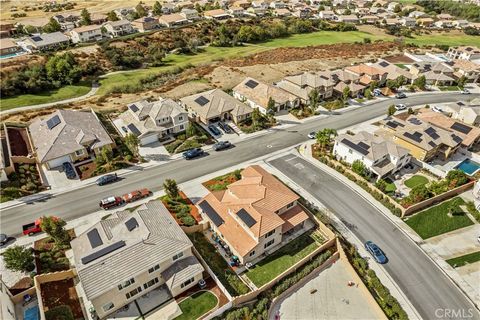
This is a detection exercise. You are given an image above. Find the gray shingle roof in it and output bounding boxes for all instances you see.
[26,32,69,48]
[71,201,193,300]
[162,256,203,289]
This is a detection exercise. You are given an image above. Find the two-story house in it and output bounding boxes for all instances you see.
[70,25,103,43]
[132,16,159,32]
[198,165,311,264]
[180,8,200,20]
[276,71,336,103]
[409,61,456,86]
[345,64,388,86]
[71,201,204,319]
[447,46,480,61]
[334,131,411,180]
[116,98,189,146]
[103,20,134,37]
[28,109,115,169]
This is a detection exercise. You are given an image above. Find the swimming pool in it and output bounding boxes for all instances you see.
[24,305,39,320]
[456,159,480,176]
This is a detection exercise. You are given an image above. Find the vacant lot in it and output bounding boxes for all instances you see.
[446,251,480,268]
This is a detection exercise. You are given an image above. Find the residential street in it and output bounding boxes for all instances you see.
[0,92,477,238]
[268,154,480,320]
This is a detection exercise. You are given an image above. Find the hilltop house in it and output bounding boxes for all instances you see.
[70,25,102,43]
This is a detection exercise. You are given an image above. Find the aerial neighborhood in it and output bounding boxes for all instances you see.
[1,0,480,320]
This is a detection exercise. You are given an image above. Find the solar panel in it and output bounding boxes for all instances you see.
[194,96,210,106]
[81,241,126,265]
[450,122,472,134]
[403,132,422,143]
[357,142,370,150]
[31,36,42,42]
[379,61,389,67]
[425,127,440,140]
[125,217,138,231]
[386,121,399,128]
[46,115,61,130]
[129,104,139,112]
[87,228,103,249]
[236,208,256,228]
[199,201,224,227]
[451,134,463,144]
[127,123,141,136]
[245,79,259,89]
[341,138,369,156]
[428,141,437,148]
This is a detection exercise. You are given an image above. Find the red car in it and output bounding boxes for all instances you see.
[99,196,124,209]
[22,220,42,236]
[121,188,152,203]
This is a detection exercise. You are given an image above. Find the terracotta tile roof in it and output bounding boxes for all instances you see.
[233,77,298,108]
[281,205,309,233]
[345,64,385,76]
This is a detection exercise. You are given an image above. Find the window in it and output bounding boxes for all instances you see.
[179,124,184,130]
[125,287,142,299]
[249,250,256,257]
[179,116,183,121]
[118,278,135,290]
[180,277,194,288]
[75,149,85,156]
[348,149,353,154]
[286,202,294,209]
[148,264,160,273]
[265,229,275,238]
[102,302,114,312]
[143,277,159,290]
[172,252,184,261]
[264,239,275,249]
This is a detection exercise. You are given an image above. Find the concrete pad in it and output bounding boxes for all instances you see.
[145,300,181,320]
[276,260,383,320]
[139,142,170,163]
[42,165,79,189]
[426,224,480,259]
[456,261,480,302]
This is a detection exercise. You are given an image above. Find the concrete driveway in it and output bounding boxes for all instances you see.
[42,165,79,189]
[426,224,480,259]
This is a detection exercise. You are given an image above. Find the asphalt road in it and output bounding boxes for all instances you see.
[0,92,477,238]
[268,154,480,320]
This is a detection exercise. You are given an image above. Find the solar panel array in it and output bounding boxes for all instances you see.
[31,36,43,42]
[451,122,472,134]
[379,61,389,68]
[194,96,209,106]
[452,134,463,144]
[357,142,370,150]
[87,228,103,249]
[199,201,224,227]
[129,104,139,112]
[425,127,440,140]
[81,240,126,265]
[403,131,422,143]
[127,123,141,136]
[125,217,138,231]
[341,138,369,156]
[236,208,257,228]
[47,115,61,130]
[245,79,259,89]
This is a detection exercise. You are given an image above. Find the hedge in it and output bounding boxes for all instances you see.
[45,305,74,320]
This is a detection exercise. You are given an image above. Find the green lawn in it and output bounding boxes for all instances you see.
[404,175,429,189]
[446,251,480,268]
[174,291,218,320]
[0,81,91,110]
[404,197,474,239]
[245,231,321,288]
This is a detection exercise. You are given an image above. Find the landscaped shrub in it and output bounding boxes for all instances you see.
[45,305,74,320]
[181,216,195,226]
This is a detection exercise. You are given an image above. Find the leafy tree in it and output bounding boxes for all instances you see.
[308,88,320,110]
[107,11,119,21]
[186,122,198,138]
[363,37,371,44]
[375,179,387,192]
[457,75,467,89]
[364,88,373,99]
[316,128,337,152]
[393,4,401,13]
[136,2,147,17]
[164,179,180,199]
[446,169,468,187]
[369,80,378,92]
[408,107,414,114]
[1,246,35,272]
[342,86,351,101]
[43,17,62,33]
[395,75,406,88]
[153,1,163,15]
[388,105,396,116]
[40,216,70,246]
[352,160,367,177]
[251,108,262,129]
[409,184,430,202]
[45,52,82,85]
[124,133,140,158]
[80,8,92,26]
[413,75,426,90]
[386,79,397,90]
[267,97,276,115]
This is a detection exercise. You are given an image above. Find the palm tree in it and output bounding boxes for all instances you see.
[316,128,337,153]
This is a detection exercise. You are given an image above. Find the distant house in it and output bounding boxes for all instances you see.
[437,13,453,20]
[233,77,300,114]
[345,64,388,86]
[451,59,480,83]
[318,10,335,20]
[371,59,415,83]
[198,165,312,264]
[70,25,102,43]
[53,14,79,31]
[24,32,70,51]
[116,98,188,146]
[0,38,21,56]
[362,15,380,24]
[0,22,15,38]
[91,13,108,25]
[71,201,204,319]
[158,14,189,27]
[276,71,336,103]
[417,17,434,27]
[400,17,416,27]
[104,20,134,37]
[408,10,427,19]
[132,16,159,32]
[409,61,456,86]
[203,9,232,20]
[274,8,292,17]
[229,6,246,17]
[233,0,251,9]
[450,104,480,126]
[434,20,453,28]
[270,1,287,9]
[113,7,136,19]
[180,8,200,20]
[28,109,115,169]
[334,131,411,180]
[337,15,359,24]
[180,89,252,124]
[447,46,480,61]
[161,3,176,14]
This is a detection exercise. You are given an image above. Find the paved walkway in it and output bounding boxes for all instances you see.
[0,82,99,115]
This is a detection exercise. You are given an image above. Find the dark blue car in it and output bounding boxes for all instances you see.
[208,125,221,136]
[95,173,118,186]
[62,162,76,179]
[182,148,205,160]
[365,241,387,264]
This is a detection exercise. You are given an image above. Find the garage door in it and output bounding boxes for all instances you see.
[140,134,159,146]
[47,155,71,169]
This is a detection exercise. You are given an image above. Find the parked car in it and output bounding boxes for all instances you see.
[373,88,382,96]
[365,241,387,264]
[395,92,406,99]
[62,162,76,179]
[99,196,124,209]
[0,233,8,245]
[432,106,442,113]
[461,89,470,95]
[96,173,118,186]
[218,122,232,134]
[208,124,221,136]
[122,188,152,203]
[307,132,316,139]
[213,141,232,151]
[182,148,205,160]
[395,104,406,111]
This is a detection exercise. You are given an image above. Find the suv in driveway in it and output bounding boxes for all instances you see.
[208,125,221,136]
[62,162,76,179]
[182,148,205,159]
[218,122,232,134]
[365,241,387,264]
[96,173,118,186]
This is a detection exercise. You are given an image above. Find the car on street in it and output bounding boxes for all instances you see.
[182,148,205,160]
[365,241,387,264]
[122,188,152,203]
[395,104,406,111]
[218,122,232,134]
[99,196,124,209]
[461,89,470,95]
[62,162,76,179]
[213,141,232,151]
[96,173,118,186]
[307,132,316,139]
[22,220,43,236]
[395,92,406,99]
[432,106,442,113]
[208,125,221,136]
[373,88,382,96]
[0,233,8,245]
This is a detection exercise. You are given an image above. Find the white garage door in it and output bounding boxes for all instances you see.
[47,155,72,169]
[140,134,159,146]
